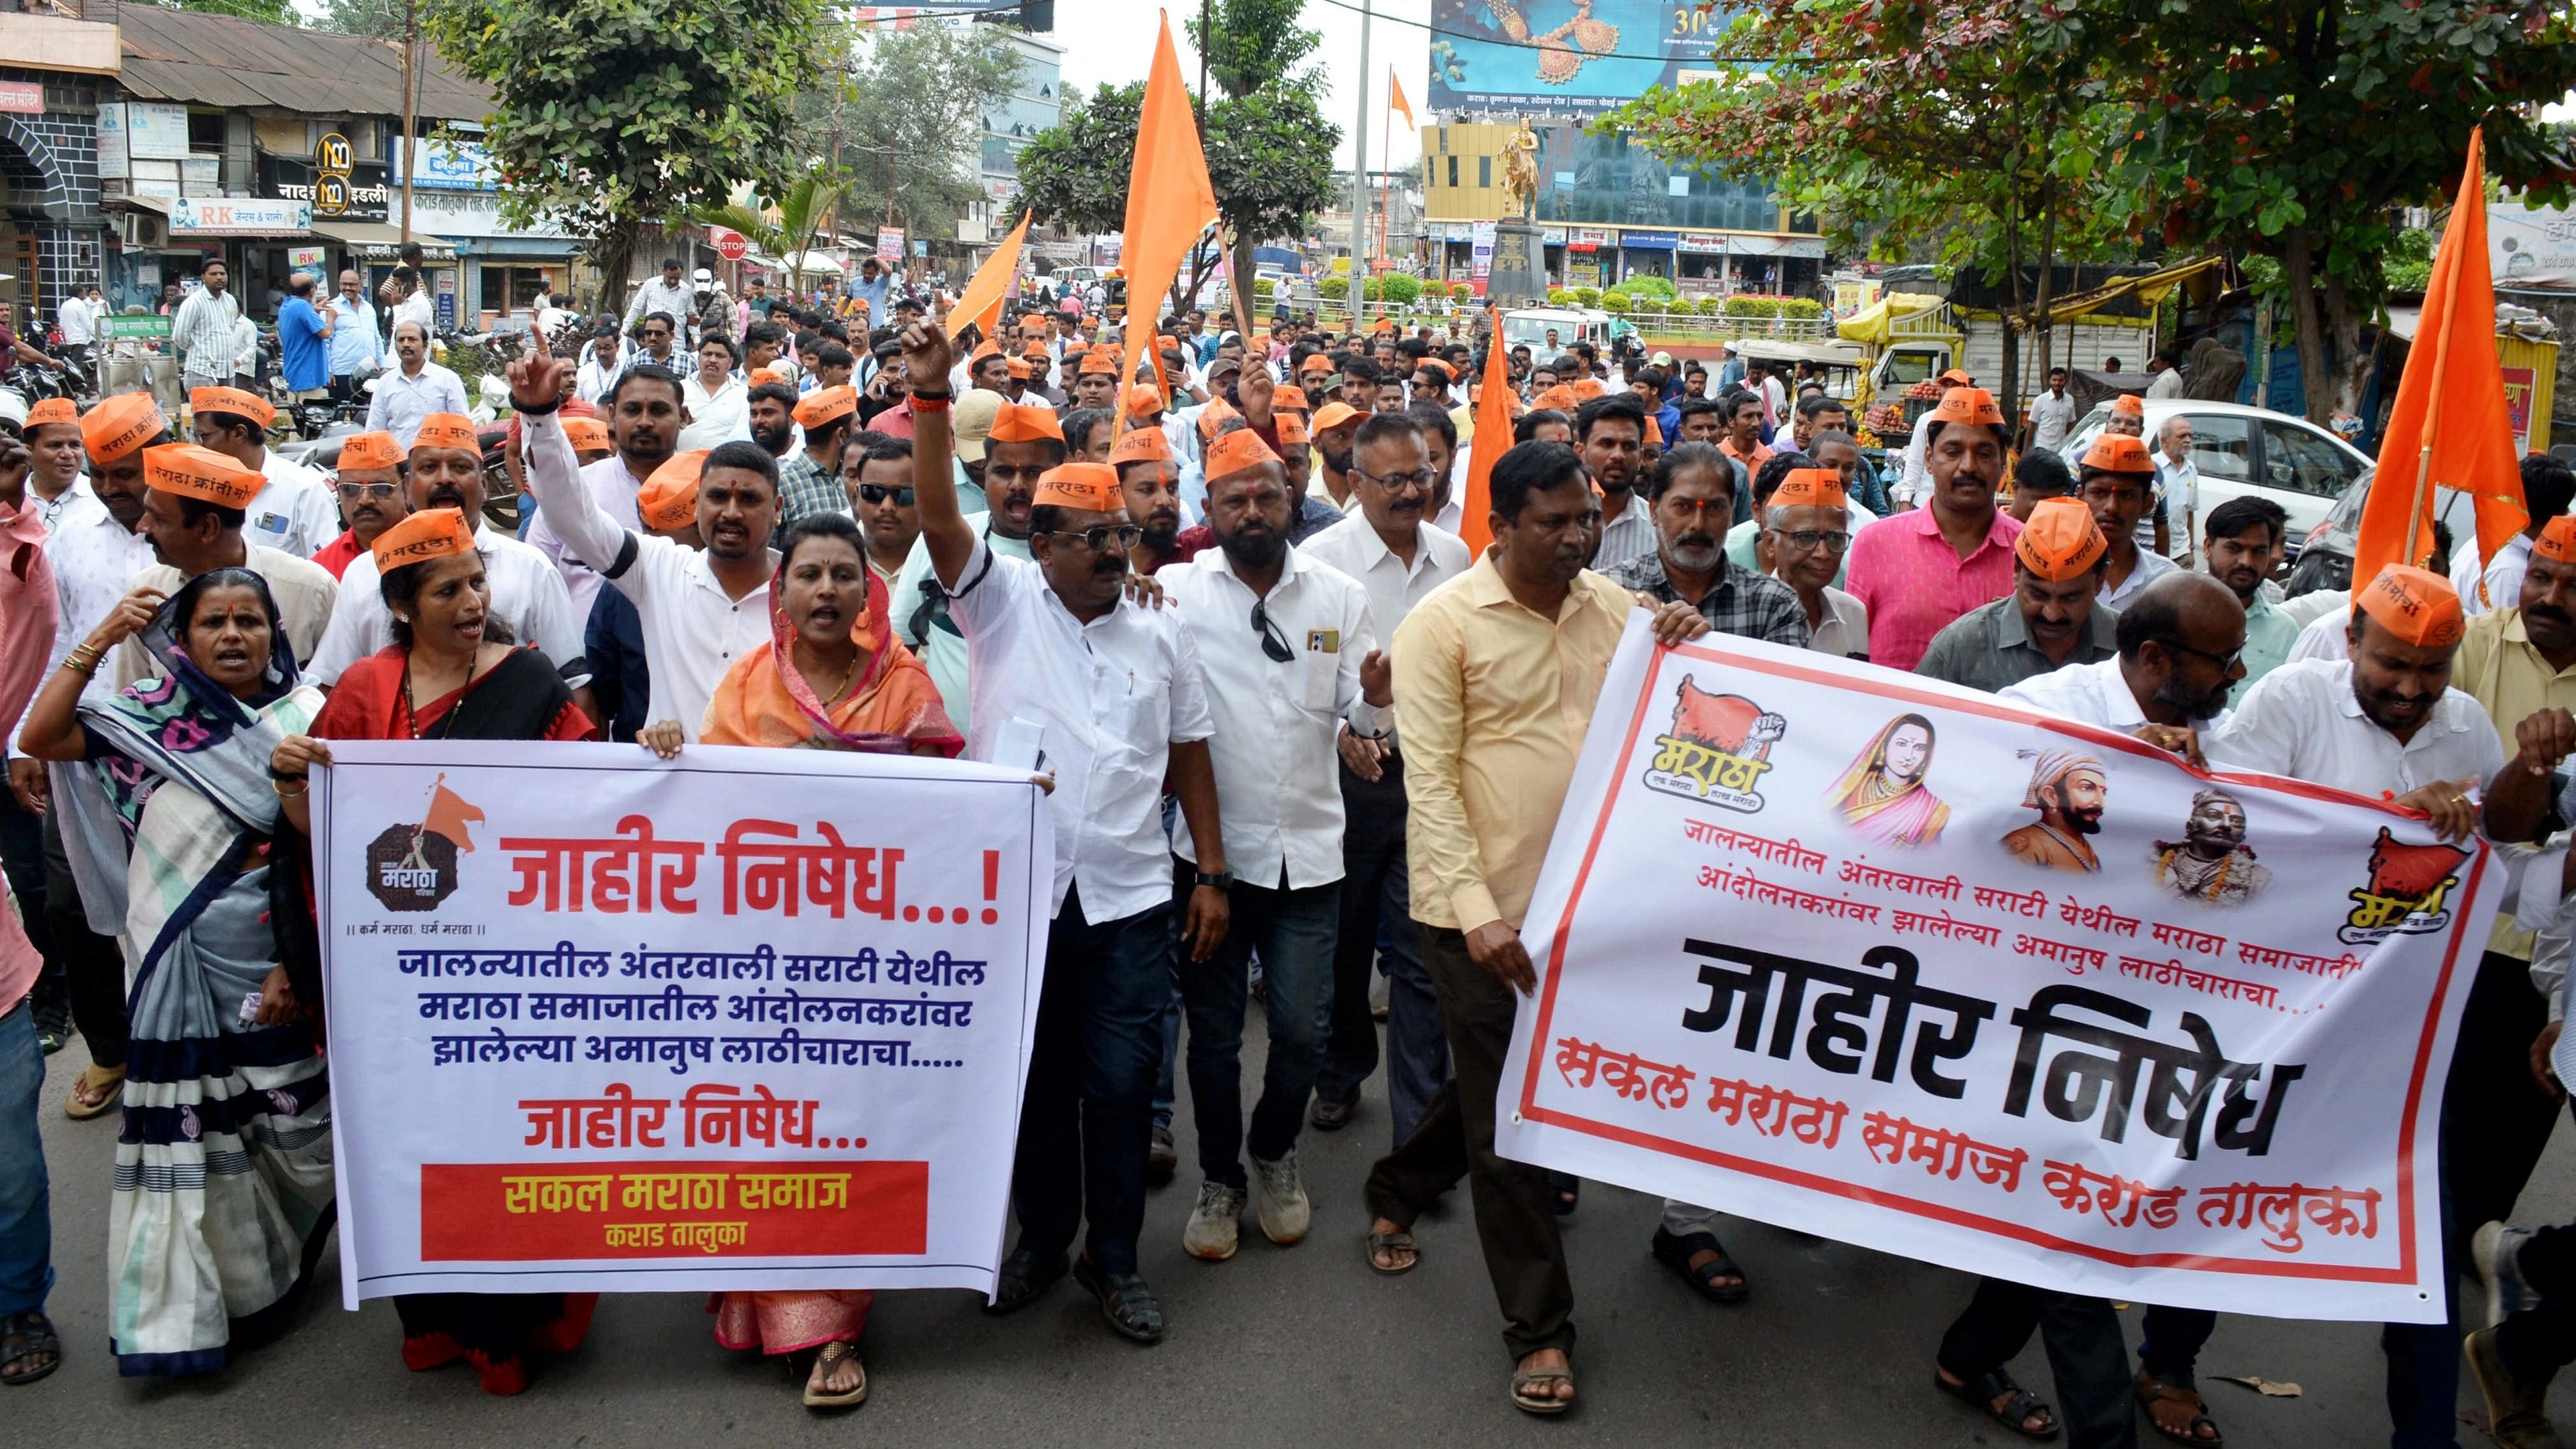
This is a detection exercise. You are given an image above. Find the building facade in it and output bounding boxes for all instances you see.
[970,27,1063,245]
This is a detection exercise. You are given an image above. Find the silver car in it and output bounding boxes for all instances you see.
[2061,398,2375,555]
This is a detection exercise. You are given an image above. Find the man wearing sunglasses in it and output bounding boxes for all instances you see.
[906,321,1229,1346]
[843,437,921,590]
[1161,421,1392,1267]
[310,430,412,579]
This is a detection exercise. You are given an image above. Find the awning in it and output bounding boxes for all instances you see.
[449,235,581,259]
[309,220,459,263]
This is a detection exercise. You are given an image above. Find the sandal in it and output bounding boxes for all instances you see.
[1,1312,61,1387]
[65,1065,123,1120]
[1511,1359,1574,1415]
[1651,1226,1749,1303]
[2135,1369,2224,1445]
[1071,1256,1165,1344]
[983,1247,1068,1315]
[1935,1365,2060,1440]
[1366,1229,1418,1275]
[803,1340,868,1409]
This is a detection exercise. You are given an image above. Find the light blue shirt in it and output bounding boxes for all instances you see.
[851,272,890,318]
[326,294,379,375]
[363,360,471,447]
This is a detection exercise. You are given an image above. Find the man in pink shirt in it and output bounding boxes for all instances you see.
[1845,387,2022,671]
[0,433,62,1385]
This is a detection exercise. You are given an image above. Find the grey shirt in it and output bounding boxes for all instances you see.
[1913,595,2121,694]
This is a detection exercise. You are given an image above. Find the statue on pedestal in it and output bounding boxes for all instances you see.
[1501,117,1541,221]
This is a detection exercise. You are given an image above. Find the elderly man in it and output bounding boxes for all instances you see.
[1602,441,1807,646]
[1849,388,2025,671]
[2213,565,2506,1448]
[2143,413,2197,561]
[1914,498,2116,691]
[1758,468,1870,657]
[364,319,471,449]
[326,270,382,406]
[2001,569,2247,746]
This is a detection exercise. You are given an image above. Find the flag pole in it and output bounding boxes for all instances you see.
[2404,158,2469,571]
[1376,68,1393,279]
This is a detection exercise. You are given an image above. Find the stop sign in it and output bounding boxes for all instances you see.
[710,227,749,262]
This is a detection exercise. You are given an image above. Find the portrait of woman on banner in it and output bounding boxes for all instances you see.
[1824,711,1950,846]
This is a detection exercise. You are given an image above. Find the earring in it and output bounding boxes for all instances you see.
[395,614,410,624]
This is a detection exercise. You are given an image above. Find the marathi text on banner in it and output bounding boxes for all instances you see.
[318,741,1053,1303]
[1497,623,2494,1323]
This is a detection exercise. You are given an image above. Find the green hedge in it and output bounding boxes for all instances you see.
[1318,276,1349,300]
[1624,276,1678,301]
[1379,273,1423,305]
[1601,289,1632,313]
[1572,286,1601,306]
[1421,279,1450,301]
[1545,286,1571,304]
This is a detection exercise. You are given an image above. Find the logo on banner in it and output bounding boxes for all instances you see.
[365,774,485,911]
[1643,677,1784,813]
[2338,827,2469,945]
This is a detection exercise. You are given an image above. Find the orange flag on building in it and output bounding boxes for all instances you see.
[1390,68,1416,129]
[1458,305,1515,557]
[2352,127,2526,592]
[952,210,1032,343]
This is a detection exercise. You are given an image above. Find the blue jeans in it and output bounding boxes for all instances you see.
[1008,888,1174,1277]
[0,998,52,1317]
[1177,866,1339,1188]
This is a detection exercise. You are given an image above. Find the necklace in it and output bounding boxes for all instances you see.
[801,649,862,706]
[402,650,478,740]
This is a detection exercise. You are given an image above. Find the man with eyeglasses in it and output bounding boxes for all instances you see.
[843,437,921,590]
[1915,498,2119,693]
[1160,421,1391,1265]
[1304,412,1472,1143]
[1755,468,1870,658]
[892,400,1059,733]
[630,313,682,373]
[900,318,1227,1347]
[309,430,412,579]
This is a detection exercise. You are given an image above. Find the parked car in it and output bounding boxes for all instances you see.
[2060,399,2375,559]
[2281,465,2477,597]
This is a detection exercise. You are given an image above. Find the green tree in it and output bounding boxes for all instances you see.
[1185,0,1322,97]
[421,0,825,311]
[810,21,1022,279]
[2111,0,2576,420]
[153,0,298,27]
[1611,0,2136,416]
[695,175,846,300]
[313,0,404,38]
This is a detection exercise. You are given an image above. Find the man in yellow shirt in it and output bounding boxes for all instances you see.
[1359,439,1710,1415]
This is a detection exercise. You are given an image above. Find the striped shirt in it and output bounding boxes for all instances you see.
[170,287,242,382]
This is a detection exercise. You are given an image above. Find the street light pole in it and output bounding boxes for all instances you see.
[1348,0,1370,325]
[399,0,417,244]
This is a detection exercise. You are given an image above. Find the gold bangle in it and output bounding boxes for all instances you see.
[62,650,98,677]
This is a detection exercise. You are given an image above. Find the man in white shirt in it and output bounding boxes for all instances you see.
[2144,349,2186,399]
[15,398,87,535]
[516,353,768,744]
[184,386,338,557]
[388,268,437,341]
[169,262,242,388]
[2148,414,2199,561]
[1757,467,1871,658]
[1303,412,1470,1143]
[2079,432,2180,610]
[889,400,1057,731]
[2001,571,2247,752]
[2458,455,2576,616]
[116,443,339,689]
[326,270,382,404]
[902,320,1228,1346]
[309,412,588,705]
[54,286,95,380]
[1163,422,1392,1263]
[2028,367,2078,454]
[529,364,686,623]
[2207,562,2500,1449]
[365,320,470,449]
[625,258,696,344]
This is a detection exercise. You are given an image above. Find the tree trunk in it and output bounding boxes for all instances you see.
[1228,227,1259,339]
[2280,227,2334,425]
[590,217,641,317]
[2031,174,2058,433]
[2321,270,2374,424]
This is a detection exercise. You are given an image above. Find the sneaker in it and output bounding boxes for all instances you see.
[1252,1149,1312,1244]
[2477,1221,2542,1330]
[1147,1124,1178,1185]
[1182,1180,1244,1261]
[2465,1325,2565,1449]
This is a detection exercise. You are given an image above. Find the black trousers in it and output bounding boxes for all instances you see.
[1363,925,1572,1361]
[41,803,127,1070]
[1938,1277,2138,1449]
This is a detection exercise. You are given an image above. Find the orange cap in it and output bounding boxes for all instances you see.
[2534,515,2576,565]
[988,401,1065,446]
[1643,415,1663,447]
[1032,461,1121,512]
[2080,432,2156,474]
[1769,468,1847,512]
[1936,368,1975,387]
[2355,563,2465,648]
[1532,385,1578,412]
[81,392,165,461]
[1077,351,1118,376]
[1309,401,1364,435]
[1005,357,1031,380]
[23,398,76,430]
[1194,394,1240,443]
[1125,384,1165,418]
[141,443,264,508]
[1204,427,1281,482]
[2013,498,2109,581]
[2111,394,2146,418]
[1299,355,1333,375]
[1273,386,1310,412]
[1572,378,1607,401]
[411,412,480,454]
[189,385,275,428]
[335,430,404,472]
[369,507,475,571]
[563,417,612,453]
[1926,387,2007,428]
[793,386,857,430]
[639,449,708,532]
[1109,425,1173,468]
[1277,412,1311,447]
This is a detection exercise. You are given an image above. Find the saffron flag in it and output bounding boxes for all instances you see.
[1118,12,1219,341]
[951,211,1033,343]
[1390,68,1416,130]
[2352,127,2525,591]
[1457,304,1514,556]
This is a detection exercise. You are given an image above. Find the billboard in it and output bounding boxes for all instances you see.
[1427,0,1726,115]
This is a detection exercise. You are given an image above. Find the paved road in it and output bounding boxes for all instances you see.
[13,1027,2576,1446]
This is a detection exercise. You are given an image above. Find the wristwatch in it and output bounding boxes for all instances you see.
[1193,870,1233,890]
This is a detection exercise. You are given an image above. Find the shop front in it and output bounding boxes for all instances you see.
[152,194,313,313]
[392,135,578,331]
[1618,231,1677,285]
[1565,227,1612,288]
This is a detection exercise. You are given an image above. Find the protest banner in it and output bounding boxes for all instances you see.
[1497,622,2499,1323]
[316,742,1053,1305]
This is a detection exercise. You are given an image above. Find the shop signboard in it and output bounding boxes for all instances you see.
[170,196,312,236]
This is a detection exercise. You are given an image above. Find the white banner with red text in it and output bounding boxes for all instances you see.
[1497,621,2498,1323]
[317,741,1053,1304]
